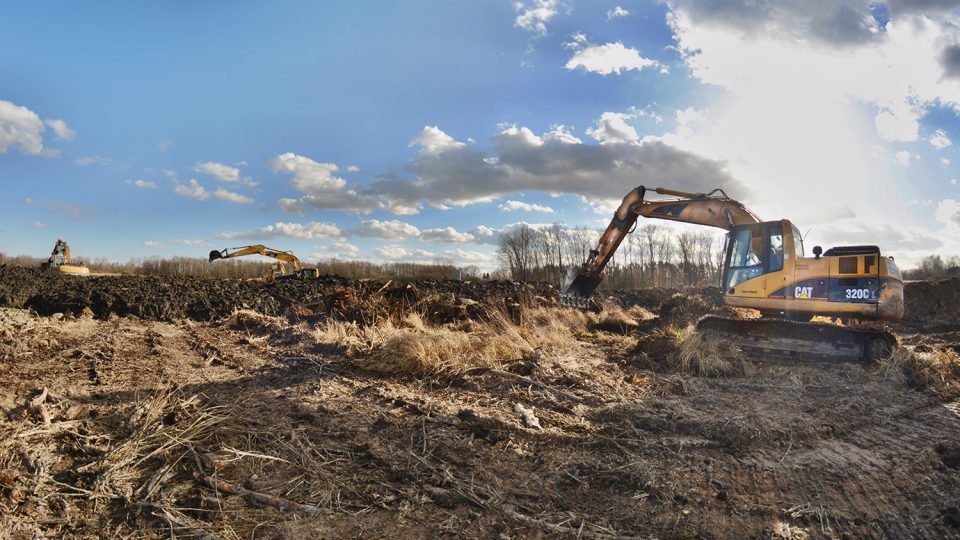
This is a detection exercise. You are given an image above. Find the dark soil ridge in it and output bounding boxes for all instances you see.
[0,266,558,323]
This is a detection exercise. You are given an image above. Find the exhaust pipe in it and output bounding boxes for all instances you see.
[209,250,224,262]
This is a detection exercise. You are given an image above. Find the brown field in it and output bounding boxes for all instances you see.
[1,266,959,539]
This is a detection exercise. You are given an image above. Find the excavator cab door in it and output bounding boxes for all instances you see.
[722,222,785,298]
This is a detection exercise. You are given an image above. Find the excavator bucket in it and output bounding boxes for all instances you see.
[208,250,224,262]
[560,268,603,308]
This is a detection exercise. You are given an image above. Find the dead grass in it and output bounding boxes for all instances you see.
[878,345,960,400]
[311,304,647,375]
[672,327,749,377]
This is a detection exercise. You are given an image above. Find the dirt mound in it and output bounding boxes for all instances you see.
[0,266,558,323]
[904,278,960,331]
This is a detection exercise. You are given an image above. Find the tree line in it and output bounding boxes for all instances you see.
[497,223,726,289]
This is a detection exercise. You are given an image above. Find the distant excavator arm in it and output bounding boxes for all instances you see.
[562,186,761,304]
[209,245,304,276]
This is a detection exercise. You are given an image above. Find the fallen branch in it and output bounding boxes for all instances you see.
[485,369,583,403]
[514,403,542,430]
[193,470,322,516]
[500,504,638,540]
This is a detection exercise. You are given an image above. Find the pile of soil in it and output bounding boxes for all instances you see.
[0,266,558,323]
[903,278,960,331]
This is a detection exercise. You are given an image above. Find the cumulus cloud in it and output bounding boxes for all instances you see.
[173,179,210,201]
[930,129,953,149]
[895,150,916,165]
[498,200,555,213]
[30,220,45,229]
[44,119,74,141]
[383,123,742,209]
[126,179,158,189]
[420,227,476,243]
[310,241,360,260]
[564,40,664,76]
[144,240,164,248]
[217,221,341,240]
[0,100,63,157]
[374,245,436,261]
[941,43,960,79]
[409,126,466,154]
[657,1,960,232]
[271,152,379,214]
[348,219,421,240]
[586,112,640,144]
[514,0,558,35]
[195,161,240,182]
[607,6,630,20]
[212,188,253,204]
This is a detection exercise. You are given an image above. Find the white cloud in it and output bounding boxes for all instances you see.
[470,225,499,244]
[942,158,952,166]
[30,220,45,229]
[655,2,960,239]
[212,188,253,204]
[498,200,555,213]
[75,156,112,167]
[144,240,164,248]
[514,0,558,35]
[349,219,421,240]
[195,161,240,182]
[410,125,466,154]
[895,150,915,166]
[607,6,630,20]
[173,179,210,201]
[442,248,496,264]
[420,227,476,243]
[586,112,640,144]
[346,165,360,172]
[374,245,436,261]
[217,221,341,241]
[0,100,60,157]
[951,178,958,186]
[126,179,158,189]
[310,241,360,260]
[930,129,953,149]
[565,40,664,76]
[44,119,74,141]
[158,139,174,153]
[271,152,378,214]
[22,198,32,204]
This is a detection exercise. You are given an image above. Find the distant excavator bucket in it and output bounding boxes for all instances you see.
[208,250,224,262]
[560,268,603,308]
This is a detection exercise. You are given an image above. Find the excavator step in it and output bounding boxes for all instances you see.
[695,315,896,364]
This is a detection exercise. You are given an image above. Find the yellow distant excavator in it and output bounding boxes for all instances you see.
[563,186,902,362]
[43,239,90,275]
[208,245,320,281]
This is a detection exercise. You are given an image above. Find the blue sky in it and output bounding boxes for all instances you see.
[2,1,960,269]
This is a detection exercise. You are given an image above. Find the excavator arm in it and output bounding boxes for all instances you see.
[209,245,304,276]
[561,186,760,305]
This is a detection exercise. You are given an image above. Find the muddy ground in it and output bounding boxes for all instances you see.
[1,266,959,539]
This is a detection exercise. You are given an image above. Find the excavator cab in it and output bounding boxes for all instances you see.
[722,220,798,296]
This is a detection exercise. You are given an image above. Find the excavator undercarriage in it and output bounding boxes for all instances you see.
[562,185,903,364]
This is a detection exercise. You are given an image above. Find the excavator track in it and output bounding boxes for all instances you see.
[695,315,897,364]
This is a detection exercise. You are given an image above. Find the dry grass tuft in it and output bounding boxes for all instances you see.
[878,345,960,400]
[227,309,288,333]
[314,308,535,374]
[673,327,749,377]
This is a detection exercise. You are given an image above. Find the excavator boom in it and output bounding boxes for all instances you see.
[562,186,759,305]
[209,244,308,281]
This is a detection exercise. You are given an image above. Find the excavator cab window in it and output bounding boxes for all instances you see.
[769,228,784,272]
[725,226,765,289]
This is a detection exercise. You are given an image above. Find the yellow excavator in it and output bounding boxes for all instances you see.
[563,186,902,362]
[43,239,90,275]
[208,245,320,281]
